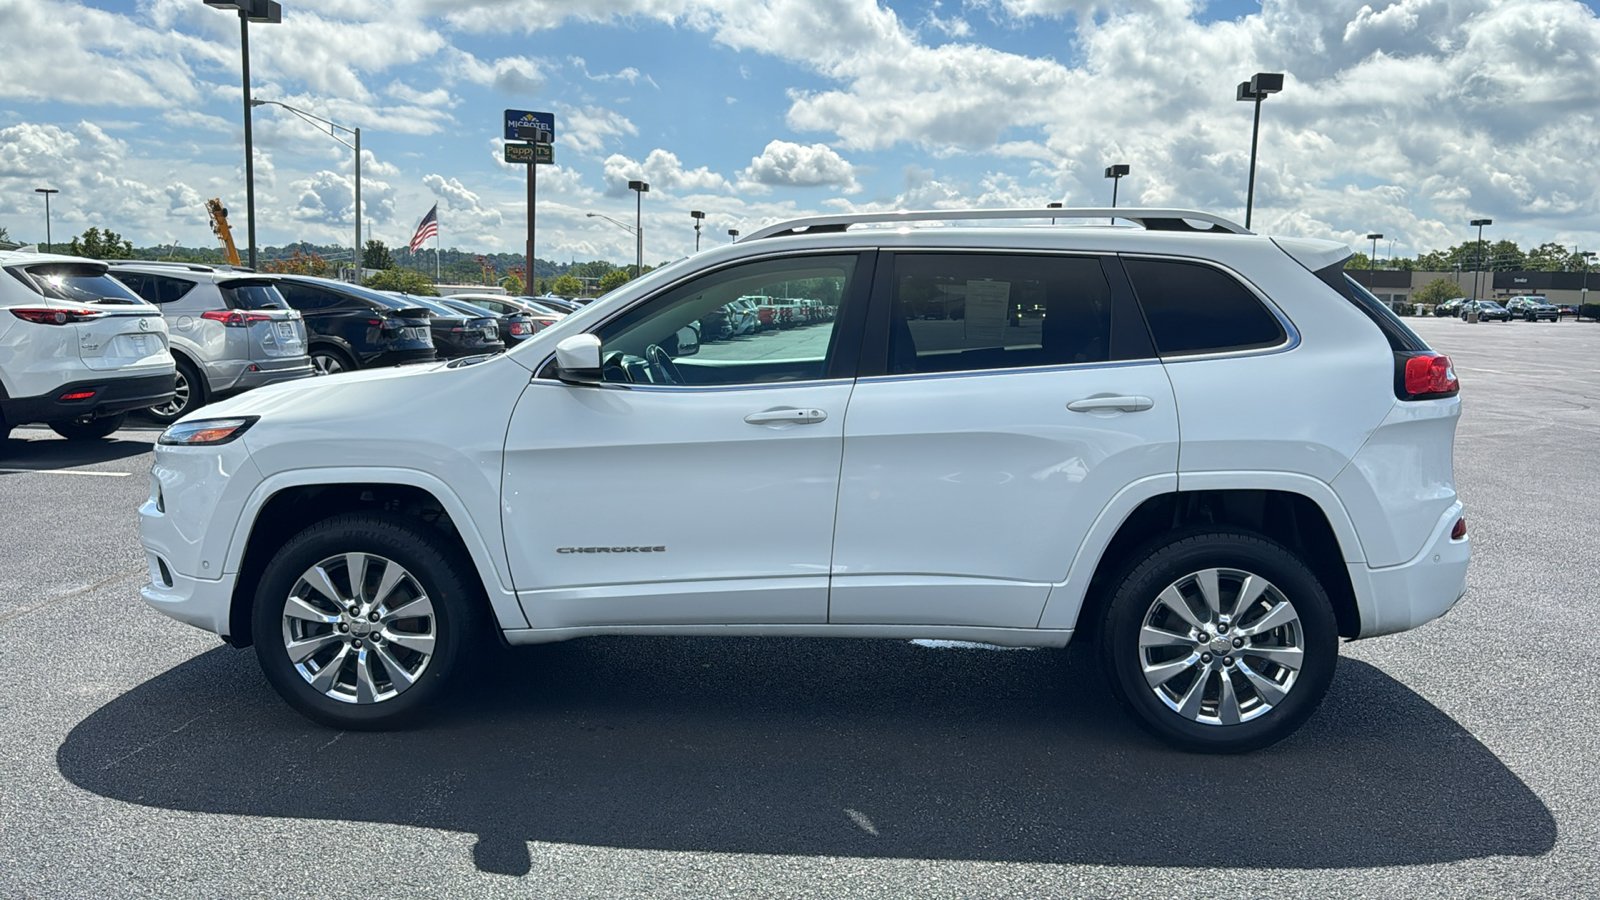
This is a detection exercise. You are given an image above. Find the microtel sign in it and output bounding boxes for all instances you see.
[504,110,554,143]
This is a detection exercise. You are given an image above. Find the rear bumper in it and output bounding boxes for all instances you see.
[1350,502,1470,638]
[0,372,175,425]
[210,356,315,394]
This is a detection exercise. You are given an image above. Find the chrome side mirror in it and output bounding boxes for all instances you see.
[554,333,602,385]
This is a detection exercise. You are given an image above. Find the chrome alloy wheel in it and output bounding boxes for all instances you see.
[280,552,437,704]
[1137,567,1304,726]
[150,368,191,418]
[311,353,345,375]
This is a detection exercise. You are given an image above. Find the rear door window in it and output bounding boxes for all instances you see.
[118,273,197,305]
[886,253,1113,374]
[1123,258,1286,356]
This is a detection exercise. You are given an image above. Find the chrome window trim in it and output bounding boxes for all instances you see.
[855,357,1164,385]
[1115,252,1302,362]
[524,377,855,394]
[532,246,867,385]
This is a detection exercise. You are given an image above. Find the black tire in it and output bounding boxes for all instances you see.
[1099,529,1338,753]
[49,412,128,441]
[147,356,207,424]
[310,345,357,375]
[252,512,486,729]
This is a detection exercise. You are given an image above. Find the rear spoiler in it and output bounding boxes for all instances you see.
[392,307,435,319]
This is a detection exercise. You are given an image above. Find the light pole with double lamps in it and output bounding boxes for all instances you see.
[1235,72,1284,230]
[690,210,706,252]
[1366,233,1383,269]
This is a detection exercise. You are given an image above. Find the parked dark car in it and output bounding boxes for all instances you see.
[1505,296,1560,322]
[450,294,566,336]
[1434,297,1467,317]
[527,293,583,313]
[435,297,536,344]
[270,275,436,374]
[1461,300,1511,322]
[384,295,505,359]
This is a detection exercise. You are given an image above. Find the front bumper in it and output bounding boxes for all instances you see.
[0,372,175,425]
[1350,502,1470,638]
[141,566,238,638]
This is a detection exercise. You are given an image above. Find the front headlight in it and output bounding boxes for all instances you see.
[158,417,259,446]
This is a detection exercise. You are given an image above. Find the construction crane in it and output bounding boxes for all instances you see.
[475,255,495,284]
[206,198,242,267]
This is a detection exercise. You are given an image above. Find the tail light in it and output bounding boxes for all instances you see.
[509,321,526,336]
[12,307,104,325]
[1451,517,1468,540]
[1395,352,1459,400]
[202,310,272,327]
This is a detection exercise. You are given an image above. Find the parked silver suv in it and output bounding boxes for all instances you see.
[109,263,313,422]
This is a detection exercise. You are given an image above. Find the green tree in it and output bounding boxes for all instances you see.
[550,274,583,296]
[1488,239,1525,272]
[1348,251,1371,270]
[500,273,524,295]
[363,268,438,296]
[597,268,634,293]
[1412,278,1463,308]
[65,227,134,259]
[362,239,395,270]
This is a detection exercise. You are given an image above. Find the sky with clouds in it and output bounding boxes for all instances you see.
[2,0,1600,267]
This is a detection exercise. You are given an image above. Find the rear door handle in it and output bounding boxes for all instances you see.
[1067,395,1154,413]
[745,407,828,425]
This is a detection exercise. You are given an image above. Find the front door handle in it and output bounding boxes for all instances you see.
[744,407,827,425]
[1067,395,1154,413]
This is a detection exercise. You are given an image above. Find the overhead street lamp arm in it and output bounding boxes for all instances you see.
[586,212,637,235]
[251,99,356,149]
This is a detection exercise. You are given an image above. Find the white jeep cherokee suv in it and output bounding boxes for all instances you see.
[138,209,1468,752]
[1,251,176,441]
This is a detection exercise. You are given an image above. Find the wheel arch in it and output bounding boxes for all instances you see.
[1040,477,1365,641]
[223,470,525,648]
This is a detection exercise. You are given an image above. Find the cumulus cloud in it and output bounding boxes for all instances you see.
[739,141,861,194]
[602,149,732,196]
[443,49,545,95]
[560,106,639,156]
[423,173,505,230]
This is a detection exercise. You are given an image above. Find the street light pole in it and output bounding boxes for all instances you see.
[205,1,281,271]
[690,210,706,252]
[1582,251,1596,317]
[627,180,649,275]
[1470,218,1492,302]
[34,188,58,253]
[1104,164,1129,218]
[251,99,361,281]
[1367,233,1383,269]
[728,229,740,243]
[1235,72,1284,230]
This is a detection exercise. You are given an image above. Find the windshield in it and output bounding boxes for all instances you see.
[7,264,146,305]
[221,282,290,310]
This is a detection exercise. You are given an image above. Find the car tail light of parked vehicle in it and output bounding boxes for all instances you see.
[11,307,106,325]
[1402,353,1459,399]
[201,310,274,326]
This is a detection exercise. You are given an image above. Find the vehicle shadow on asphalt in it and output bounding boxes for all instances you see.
[56,637,1554,875]
[0,432,153,469]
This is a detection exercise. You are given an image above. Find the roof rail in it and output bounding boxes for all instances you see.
[739,207,1249,242]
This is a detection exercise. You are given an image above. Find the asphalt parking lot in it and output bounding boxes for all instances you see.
[1,316,1596,898]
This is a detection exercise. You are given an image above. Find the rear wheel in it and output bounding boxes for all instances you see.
[1100,529,1338,753]
[49,412,128,441]
[252,512,485,729]
[310,345,356,375]
[147,357,206,424]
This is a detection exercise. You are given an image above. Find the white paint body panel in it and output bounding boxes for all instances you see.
[830,361,1178,627]
[502,380,854,626]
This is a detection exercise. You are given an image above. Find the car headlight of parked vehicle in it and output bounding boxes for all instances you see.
[158,416,259,446]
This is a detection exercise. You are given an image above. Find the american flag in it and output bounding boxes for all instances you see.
[408,204,438,253]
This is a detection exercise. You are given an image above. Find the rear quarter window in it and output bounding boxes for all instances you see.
[1123,258,1287,356]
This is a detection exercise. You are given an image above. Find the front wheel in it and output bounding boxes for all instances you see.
[49,412,128,441]
[252,512,485,729]
[1099,530,1338,753]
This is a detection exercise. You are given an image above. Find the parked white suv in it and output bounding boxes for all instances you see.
[1,251,175,441]
[138,209,1469,752]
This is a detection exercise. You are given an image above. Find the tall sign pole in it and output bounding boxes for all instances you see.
[507,110,555,295]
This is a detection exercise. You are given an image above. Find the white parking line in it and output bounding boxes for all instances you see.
[0,468,132,477]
